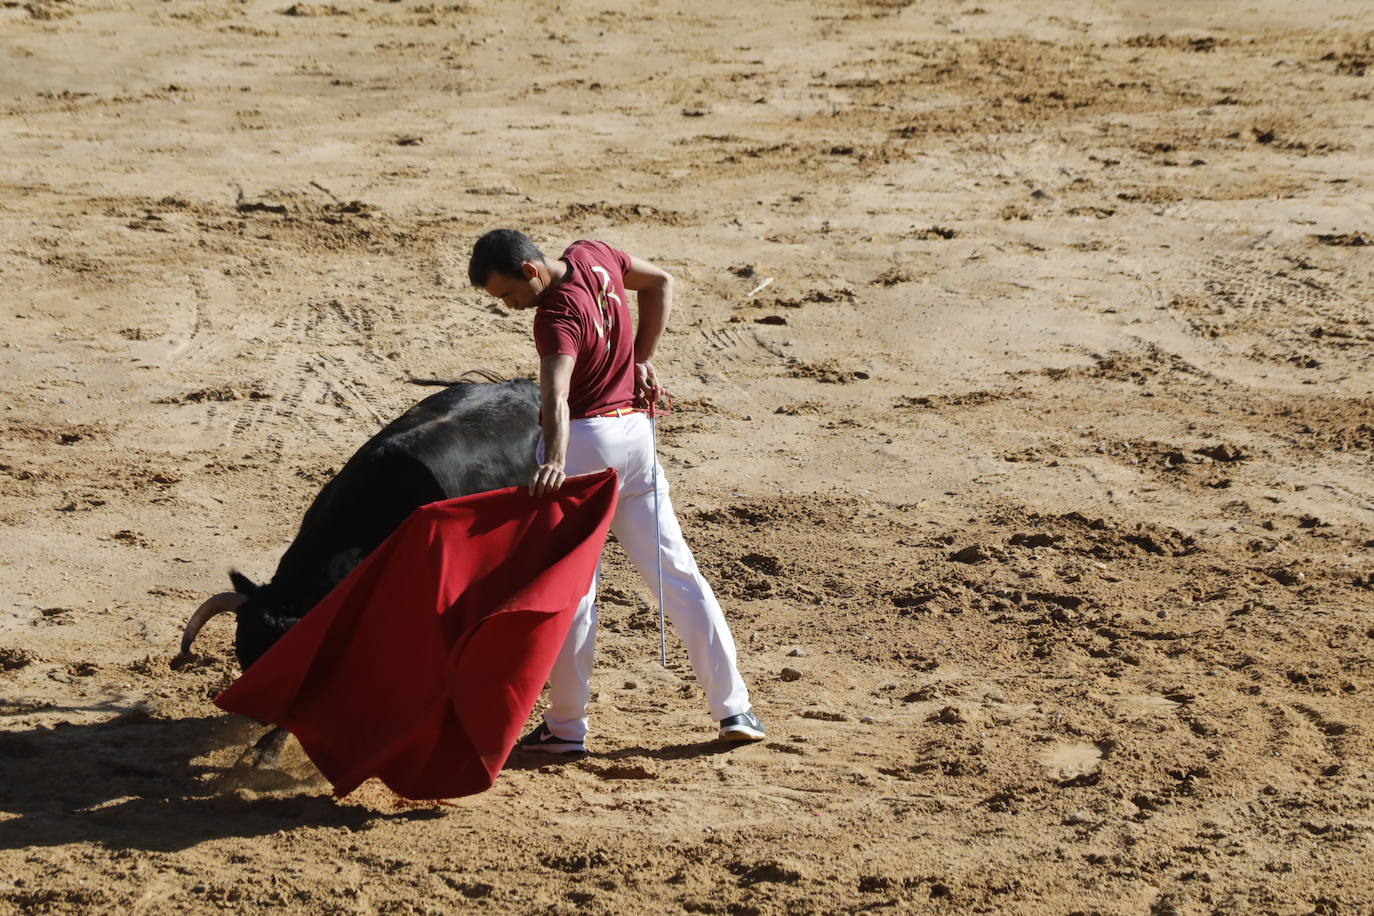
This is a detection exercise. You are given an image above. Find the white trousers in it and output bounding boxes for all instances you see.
[541,412,751,740]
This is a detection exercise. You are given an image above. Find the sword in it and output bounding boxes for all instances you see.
[644,379,671,669]
[650,409,667,668]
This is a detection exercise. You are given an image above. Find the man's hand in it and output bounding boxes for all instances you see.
[529,461,566,497]
[634,360,661,410]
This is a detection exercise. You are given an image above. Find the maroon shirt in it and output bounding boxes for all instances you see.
[533,240,636,419]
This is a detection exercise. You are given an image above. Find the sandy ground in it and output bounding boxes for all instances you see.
[2,0,1373,912]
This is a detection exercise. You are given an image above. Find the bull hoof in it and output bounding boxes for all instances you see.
[237,727,290,769]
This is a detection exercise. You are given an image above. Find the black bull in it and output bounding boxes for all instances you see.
[178,376,541,671]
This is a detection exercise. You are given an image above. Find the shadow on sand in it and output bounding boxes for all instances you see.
[502,737,742,771]
[0,709,433,852]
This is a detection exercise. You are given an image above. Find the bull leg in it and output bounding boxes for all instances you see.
[236,726,290,769]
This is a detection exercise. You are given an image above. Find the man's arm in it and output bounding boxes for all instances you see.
[623,255,673,406]
[532,352,575,497]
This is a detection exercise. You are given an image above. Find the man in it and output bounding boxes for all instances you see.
[467,228,765,752]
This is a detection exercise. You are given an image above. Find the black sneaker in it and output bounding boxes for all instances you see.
[516,722,585,754]
[718,710,766,742]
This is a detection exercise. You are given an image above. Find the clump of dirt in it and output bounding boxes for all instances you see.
[2,421,105,446]
[280,3,349,16]
[0,647,39,671]
[561,201,695,227]
[1123,34,1226,52]
[871,266,914,286]
[1312,232,1368,247]
[155,386,272,404]
[774,400,826,415]
[788,360,869,383]
[894,390,1003,409]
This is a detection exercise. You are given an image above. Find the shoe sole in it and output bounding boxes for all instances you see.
[718,726,766,742]
[517,742,586,754]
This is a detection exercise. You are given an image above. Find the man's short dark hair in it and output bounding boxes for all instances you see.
[468,229,544,287]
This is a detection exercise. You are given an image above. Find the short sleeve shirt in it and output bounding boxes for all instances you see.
[533,240,636,419]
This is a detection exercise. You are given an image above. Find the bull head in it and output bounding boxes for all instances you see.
[178,572,300,670]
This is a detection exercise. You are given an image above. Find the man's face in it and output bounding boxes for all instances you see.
[483,262,543,311]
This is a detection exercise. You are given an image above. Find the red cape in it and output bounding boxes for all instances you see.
[214,469,617,799]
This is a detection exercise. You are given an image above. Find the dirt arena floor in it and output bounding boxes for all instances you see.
[2,0,1372,912]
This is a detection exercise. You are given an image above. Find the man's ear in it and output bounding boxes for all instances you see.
[521,260,539,280]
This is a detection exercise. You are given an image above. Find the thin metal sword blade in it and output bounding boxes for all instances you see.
[651,415,667,667]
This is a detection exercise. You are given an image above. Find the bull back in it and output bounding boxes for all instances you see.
[230,378,540,669]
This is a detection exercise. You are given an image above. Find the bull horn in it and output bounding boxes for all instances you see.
[179,592,247,656]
